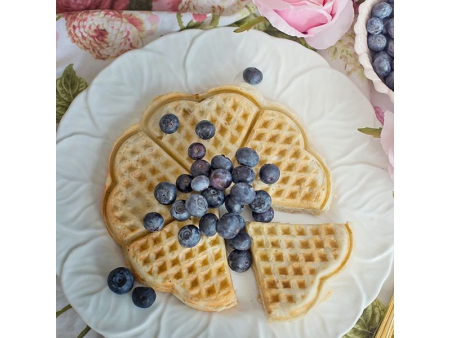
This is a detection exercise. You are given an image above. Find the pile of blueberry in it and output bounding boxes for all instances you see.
[366,0,394,91]
[145,113,280,273]
[107,267,156,308]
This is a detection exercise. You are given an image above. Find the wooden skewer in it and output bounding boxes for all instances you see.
[374,293,394,338]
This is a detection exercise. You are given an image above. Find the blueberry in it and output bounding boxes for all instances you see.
[107,267,134,294]
[372,56,391,78]
[132,286,156,308]
[195,120,215,140]
[191,175,210,192]
[372,51,392,65]
[386,38,394,57]
[243,67,263,85]
[185,194,208,218]
[176,174,193,193]
[236,214,246,231]
[366,17,384,35]
[178,224,201,248]
[211,155,233,172]
[236,147,259,167]
[216,213,241,239]
[259,163,280,184]
[386,17,394,38]
[199,213,218,237]
[227,232,252,251]
[249,190,272,213]
[371,2,392,19]
[368,34,387,52]
[228,249,253,273]
[231,165,255,184]
[190,159,211,177]
[224,194,244,214]
[188,142,206,160]
[252,207,274,223]
[209,168,233,190]
[230,182,256,205]
[154,181,177,205]
[159,114,179,134]
[170,200,191,221]
[143,212,164,232]
[201,187,225,208]
[385,71,394,91]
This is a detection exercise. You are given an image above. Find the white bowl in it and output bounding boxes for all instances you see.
[354,0,394,103]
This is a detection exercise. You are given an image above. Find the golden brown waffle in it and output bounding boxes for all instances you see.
[125,219,236,311]
[101,84,332,312]
[246,221,353,321]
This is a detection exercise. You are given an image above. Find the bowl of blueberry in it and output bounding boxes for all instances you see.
[354,0,394,103]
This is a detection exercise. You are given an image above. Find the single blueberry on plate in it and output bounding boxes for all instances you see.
[107,267,134,294]
[216,213,242,239]
[259,163,280,184]
[132,286,156,308]
[230,182,256,205]
[372,2,392,19]
[191,175,210,192]
[252,207,274,223]
[249,190,272,213]
[170,200,191,221]
[224,194,244,214]
[231,165,255,184]
[368,33,387,52]
[199,213,218,237]
[201,187,225,208]
[154,181,177,205]
[243,67,263,85]
[159,113,179,134]
[209,168,233,190]
[227,232,252,251]
[366,17,384,35]
[190,159,212,177]
[211,154,233,172]
[185,194,208,218]
[178,224,201,248]
[143,212,164,232]
[385,71,394,91]
[236,147,259,167]
[228,249,253,273]
[176,174,193,193]
[188,142,206,160]
[195,120,215,140]
[372,56,391,78]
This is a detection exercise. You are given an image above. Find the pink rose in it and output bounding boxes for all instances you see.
[380,111,394,181]
[253,0,355,49]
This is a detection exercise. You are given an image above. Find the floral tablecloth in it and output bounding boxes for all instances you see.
[56,1,394,337]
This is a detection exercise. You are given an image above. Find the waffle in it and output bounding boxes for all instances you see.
[101,84,332,312]
[246,221,353,321]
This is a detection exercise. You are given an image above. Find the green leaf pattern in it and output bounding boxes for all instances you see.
[343,298,386,338]
[56,64,88,123]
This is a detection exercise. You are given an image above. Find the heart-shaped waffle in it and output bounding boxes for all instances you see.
[102,85,332,312]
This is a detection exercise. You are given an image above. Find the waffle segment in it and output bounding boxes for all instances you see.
[246,221,353,321]
[125,220,237,312]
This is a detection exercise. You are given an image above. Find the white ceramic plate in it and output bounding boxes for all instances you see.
[56,27,394,338]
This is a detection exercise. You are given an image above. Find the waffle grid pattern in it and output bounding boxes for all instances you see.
[247,222,345,317]
[127,221,234,303]
[247,110,328,212]
[106,131,186,245]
